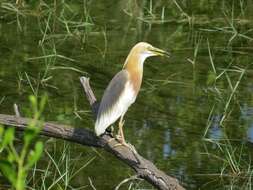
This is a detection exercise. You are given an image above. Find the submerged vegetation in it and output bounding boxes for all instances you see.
[0,0,252,189]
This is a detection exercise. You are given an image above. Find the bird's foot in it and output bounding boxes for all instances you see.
[113,136,135,151]
[112,136,141,163]
[112,134,128,148]
[126,143,137,154]
[116,134,126,144]
[112,142,130,149]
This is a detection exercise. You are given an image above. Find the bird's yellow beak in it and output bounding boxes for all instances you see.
[149,46,170,58]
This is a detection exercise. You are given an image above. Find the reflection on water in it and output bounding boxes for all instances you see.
[0,0,253,189]
[208,124,223,141]
[243,103,253,142]
[247,123,253,143]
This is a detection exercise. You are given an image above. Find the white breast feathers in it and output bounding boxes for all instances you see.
[95,82,136,136]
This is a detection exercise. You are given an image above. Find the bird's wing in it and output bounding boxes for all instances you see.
[95,70,131,135]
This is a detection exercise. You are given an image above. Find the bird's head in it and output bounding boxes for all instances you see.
[123,42,170,69]
[133,42,170,58]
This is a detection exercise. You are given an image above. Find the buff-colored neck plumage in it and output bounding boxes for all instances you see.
[123,43,150,94]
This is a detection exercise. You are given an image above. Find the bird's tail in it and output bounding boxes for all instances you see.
[95,121,107,136]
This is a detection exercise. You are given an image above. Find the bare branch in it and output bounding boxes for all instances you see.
[14,103,21,117]
[0,114,102,147]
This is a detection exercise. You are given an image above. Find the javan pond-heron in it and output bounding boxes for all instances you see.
[95,42,170,145]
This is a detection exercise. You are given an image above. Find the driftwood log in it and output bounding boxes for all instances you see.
[0,77,185,190]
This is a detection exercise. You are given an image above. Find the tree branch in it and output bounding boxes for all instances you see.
[0,77,185,190]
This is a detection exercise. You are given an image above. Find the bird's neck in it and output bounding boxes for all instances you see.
[123,53,146,95]
[123,51,147,71]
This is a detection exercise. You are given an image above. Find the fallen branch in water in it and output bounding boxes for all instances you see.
[0,77,185,190]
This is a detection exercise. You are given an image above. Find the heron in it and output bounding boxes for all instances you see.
[95,42,170,145]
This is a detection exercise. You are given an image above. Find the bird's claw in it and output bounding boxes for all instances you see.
[113,137,134,150]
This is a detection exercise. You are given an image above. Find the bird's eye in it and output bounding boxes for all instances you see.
[146,46,152,51]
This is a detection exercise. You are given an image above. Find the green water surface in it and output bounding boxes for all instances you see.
[0,1,253,189]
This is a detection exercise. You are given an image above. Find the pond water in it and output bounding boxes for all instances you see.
[0,1,253,189]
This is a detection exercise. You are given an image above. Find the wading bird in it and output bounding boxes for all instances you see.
[95,42,170,145]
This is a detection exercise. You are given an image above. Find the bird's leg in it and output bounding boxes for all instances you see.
[107,116,125,145]
[117,115,127,146]
[108,116,125,146]
[110,117,140,163]
[114,117,141,163]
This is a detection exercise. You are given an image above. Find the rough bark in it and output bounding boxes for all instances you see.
[0,77,185,190]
